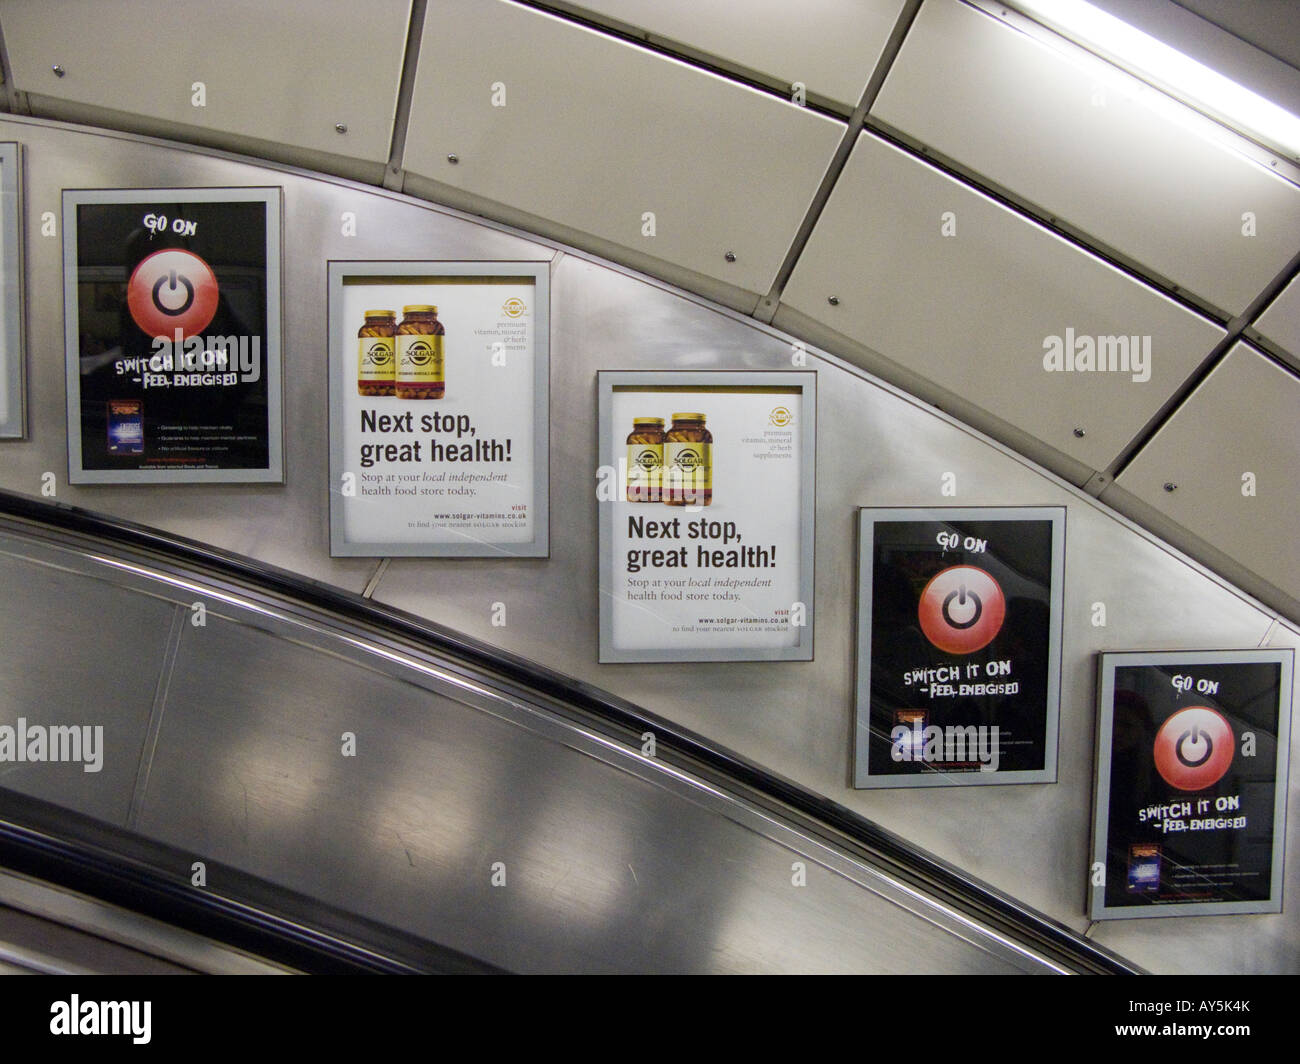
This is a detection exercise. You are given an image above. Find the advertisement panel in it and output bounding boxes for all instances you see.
[854,507,1065,787]
[597,371,815,663]
[328,261,549,557]
[62,187,282,483]
[1090,649,1293,919]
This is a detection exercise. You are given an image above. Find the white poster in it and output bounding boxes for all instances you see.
[599,373,816,662]
[329,263,549,557]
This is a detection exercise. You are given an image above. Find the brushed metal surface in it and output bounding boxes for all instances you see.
[779,131,1225,472]
[402,0,844,297]
[1112,343,1300,606]
[0,0,410,167]
[0,550,172,825]
[871,0,1300,316]
[557,0,907,108]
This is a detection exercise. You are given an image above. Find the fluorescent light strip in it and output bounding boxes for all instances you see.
[1011,0,1300,158]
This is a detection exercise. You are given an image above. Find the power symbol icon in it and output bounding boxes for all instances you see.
[1175,727,1212,768]
[151,270,195,316]
[941,585,982,630]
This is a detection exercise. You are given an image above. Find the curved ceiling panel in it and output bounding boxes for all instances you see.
[558,0,908,109]
[1110,343,1300,607]
[0,0,409,169]
[870,0,1300,317]
[401,0,844,298]
[778,131,1224,473]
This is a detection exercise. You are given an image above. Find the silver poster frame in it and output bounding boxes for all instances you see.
[1089,648,1293,920]
[853,506,1066,789]
[327,260,550,558]
[62,186,283,483]
[597,370,816,664]
[0,143,25,439]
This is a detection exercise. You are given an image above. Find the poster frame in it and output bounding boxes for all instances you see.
[61,185,283,483]
[327,259,550,558]
[853,505,1066,789]
[0,143,24,440]
[597,369,816,664]
[1088,647,1293,920]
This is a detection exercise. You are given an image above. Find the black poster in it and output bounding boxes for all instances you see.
[1090,650,1293,919]
[63,188,282,483]
[854,507,1064,788]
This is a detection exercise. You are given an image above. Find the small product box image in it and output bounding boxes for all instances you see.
[106,399,144,455]
[329,261,550,559]
[598,371,816,664]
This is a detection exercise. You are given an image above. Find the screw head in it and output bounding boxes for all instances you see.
[724,250,736,263]
[1163,482,1178,492]
[1073,427,1086,438]
[334,123,348,134]
[827,295,840,306]
[52,64,66,77]
[447,153,459,164]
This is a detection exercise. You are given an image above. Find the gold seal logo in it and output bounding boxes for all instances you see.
[769,406,793,427]
[502,297,526,318]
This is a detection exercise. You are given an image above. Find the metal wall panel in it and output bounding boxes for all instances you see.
[870,0,1300,316]
[778,131,1224,472]
[1110,344,1300,606]
[1253,272,1300,366]
[0,0,410,170]
[0,552,172,825]
[559,0,907,108]
[132,613,1025,973]
[401,0,844,298]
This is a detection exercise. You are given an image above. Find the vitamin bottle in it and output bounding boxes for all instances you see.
[663,412,712,507]
[626,417,664,503]
[356,310,396,396]
[395,305,445,399]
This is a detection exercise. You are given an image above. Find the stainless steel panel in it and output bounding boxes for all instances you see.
[0,0,410,167]
[1254,272,1300,366]
[559,0,907,108]
[1112,343,1300,606]
[130,613,1029,972]
[779,131,1225,471]
[871,0,1300,316]
[0,551,173,825]
[402,0,844,297]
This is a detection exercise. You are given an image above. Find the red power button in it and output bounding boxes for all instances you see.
[1153,706,1234,791]
[917,565,1006,655]
[126,248,219,339]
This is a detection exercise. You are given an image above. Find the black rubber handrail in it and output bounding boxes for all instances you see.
[0,791,502,974]
[0,488,1139,974]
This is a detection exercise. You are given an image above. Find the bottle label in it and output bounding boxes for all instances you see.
[357,337,395,381]
[664,442,711,500]
[397,334,444,384]
[626,444,663,496]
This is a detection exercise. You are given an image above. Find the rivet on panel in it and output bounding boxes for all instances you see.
[335,123,348,134]
[827,296,839,306]
[724,251,736,263]
[52,64,66,77]
[1163,482,1178,492]
[1073,427,1086,438]
[447,153,459,165]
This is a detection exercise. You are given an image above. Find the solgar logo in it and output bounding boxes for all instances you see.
[674,448,703,469]
[1042,329,1151,382]
[402,340,434,366]
[363,342,392,368]
[50,995,151,1044]
[502,297,526,318]
[634,449,659,470]
[769,406,793,427]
